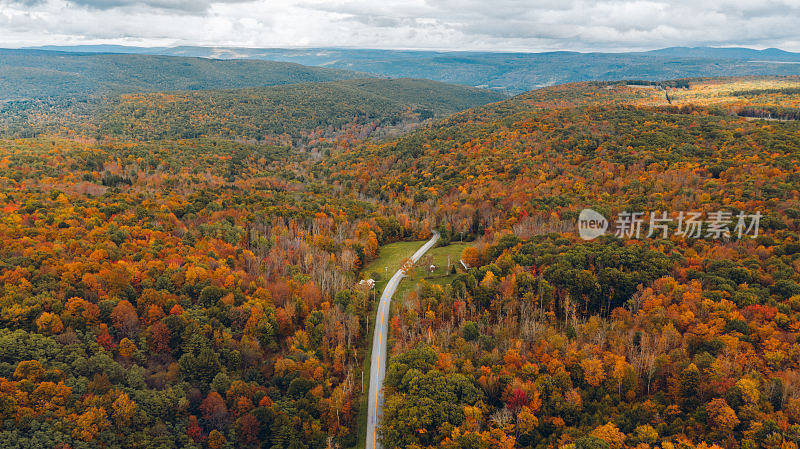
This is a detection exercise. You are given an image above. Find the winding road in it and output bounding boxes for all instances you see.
[365,231,440,449]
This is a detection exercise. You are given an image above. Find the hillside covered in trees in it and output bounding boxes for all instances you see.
[0,49,368,101]
[0,135,428,448]
[29,45,800,94]
[0,78,505,148]
[319,76,800,449]
[0,75,798,449]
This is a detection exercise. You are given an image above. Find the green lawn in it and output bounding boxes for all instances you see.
[359,240,426,294]
[393,242,471,300]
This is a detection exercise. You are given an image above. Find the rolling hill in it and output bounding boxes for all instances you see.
[0,48,367,101]
[27,45,800,93]
[0,78,506,144]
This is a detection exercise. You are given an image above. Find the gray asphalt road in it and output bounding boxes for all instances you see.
[365,231,440,449]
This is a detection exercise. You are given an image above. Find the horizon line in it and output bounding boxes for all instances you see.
[8,43,799,56]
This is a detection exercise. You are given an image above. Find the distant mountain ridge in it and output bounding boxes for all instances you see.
[23,45,800,93]
[0,48,368,101]
[643,46,800,60]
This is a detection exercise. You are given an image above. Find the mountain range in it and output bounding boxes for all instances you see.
[22,45,800,93]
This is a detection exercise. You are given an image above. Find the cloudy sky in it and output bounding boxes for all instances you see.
[2,0,800,52]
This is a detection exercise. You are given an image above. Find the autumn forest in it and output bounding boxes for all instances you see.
[1,63,800,449]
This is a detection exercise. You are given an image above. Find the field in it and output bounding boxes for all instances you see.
[359,240,426,293]
[359,240,471,299]
[393,242,471,300]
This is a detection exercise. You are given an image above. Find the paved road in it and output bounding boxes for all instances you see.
[365,231,440,449]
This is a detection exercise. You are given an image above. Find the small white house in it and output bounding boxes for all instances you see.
[358,279,375,289]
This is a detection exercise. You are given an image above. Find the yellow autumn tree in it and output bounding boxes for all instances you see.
[112,391,137,427]
[706,398,739,433]
[71,406,110,441]
[581,358,605,387]
[634,424,659,444]
[35,312,64,334]
[119,338,137,358]
[13,360,45,382]
[736,378,760,405]
[463,405,482,432]
[461,247,481,268]
[481,271,496,289]
[591,422,626,449]
[208,429,227,449]
[517,406,539,434]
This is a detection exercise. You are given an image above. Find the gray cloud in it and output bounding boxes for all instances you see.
[5,0,252,13]
[1,0,799,51]
[69,0,211,12]
[288,0,800,50]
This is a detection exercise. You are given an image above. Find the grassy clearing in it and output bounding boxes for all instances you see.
[393,242,471,300]
[359,240,426,293]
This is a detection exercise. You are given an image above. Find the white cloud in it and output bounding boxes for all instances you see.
[1,0,799,51]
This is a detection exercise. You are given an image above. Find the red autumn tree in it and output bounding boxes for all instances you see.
[200,391,229,430]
